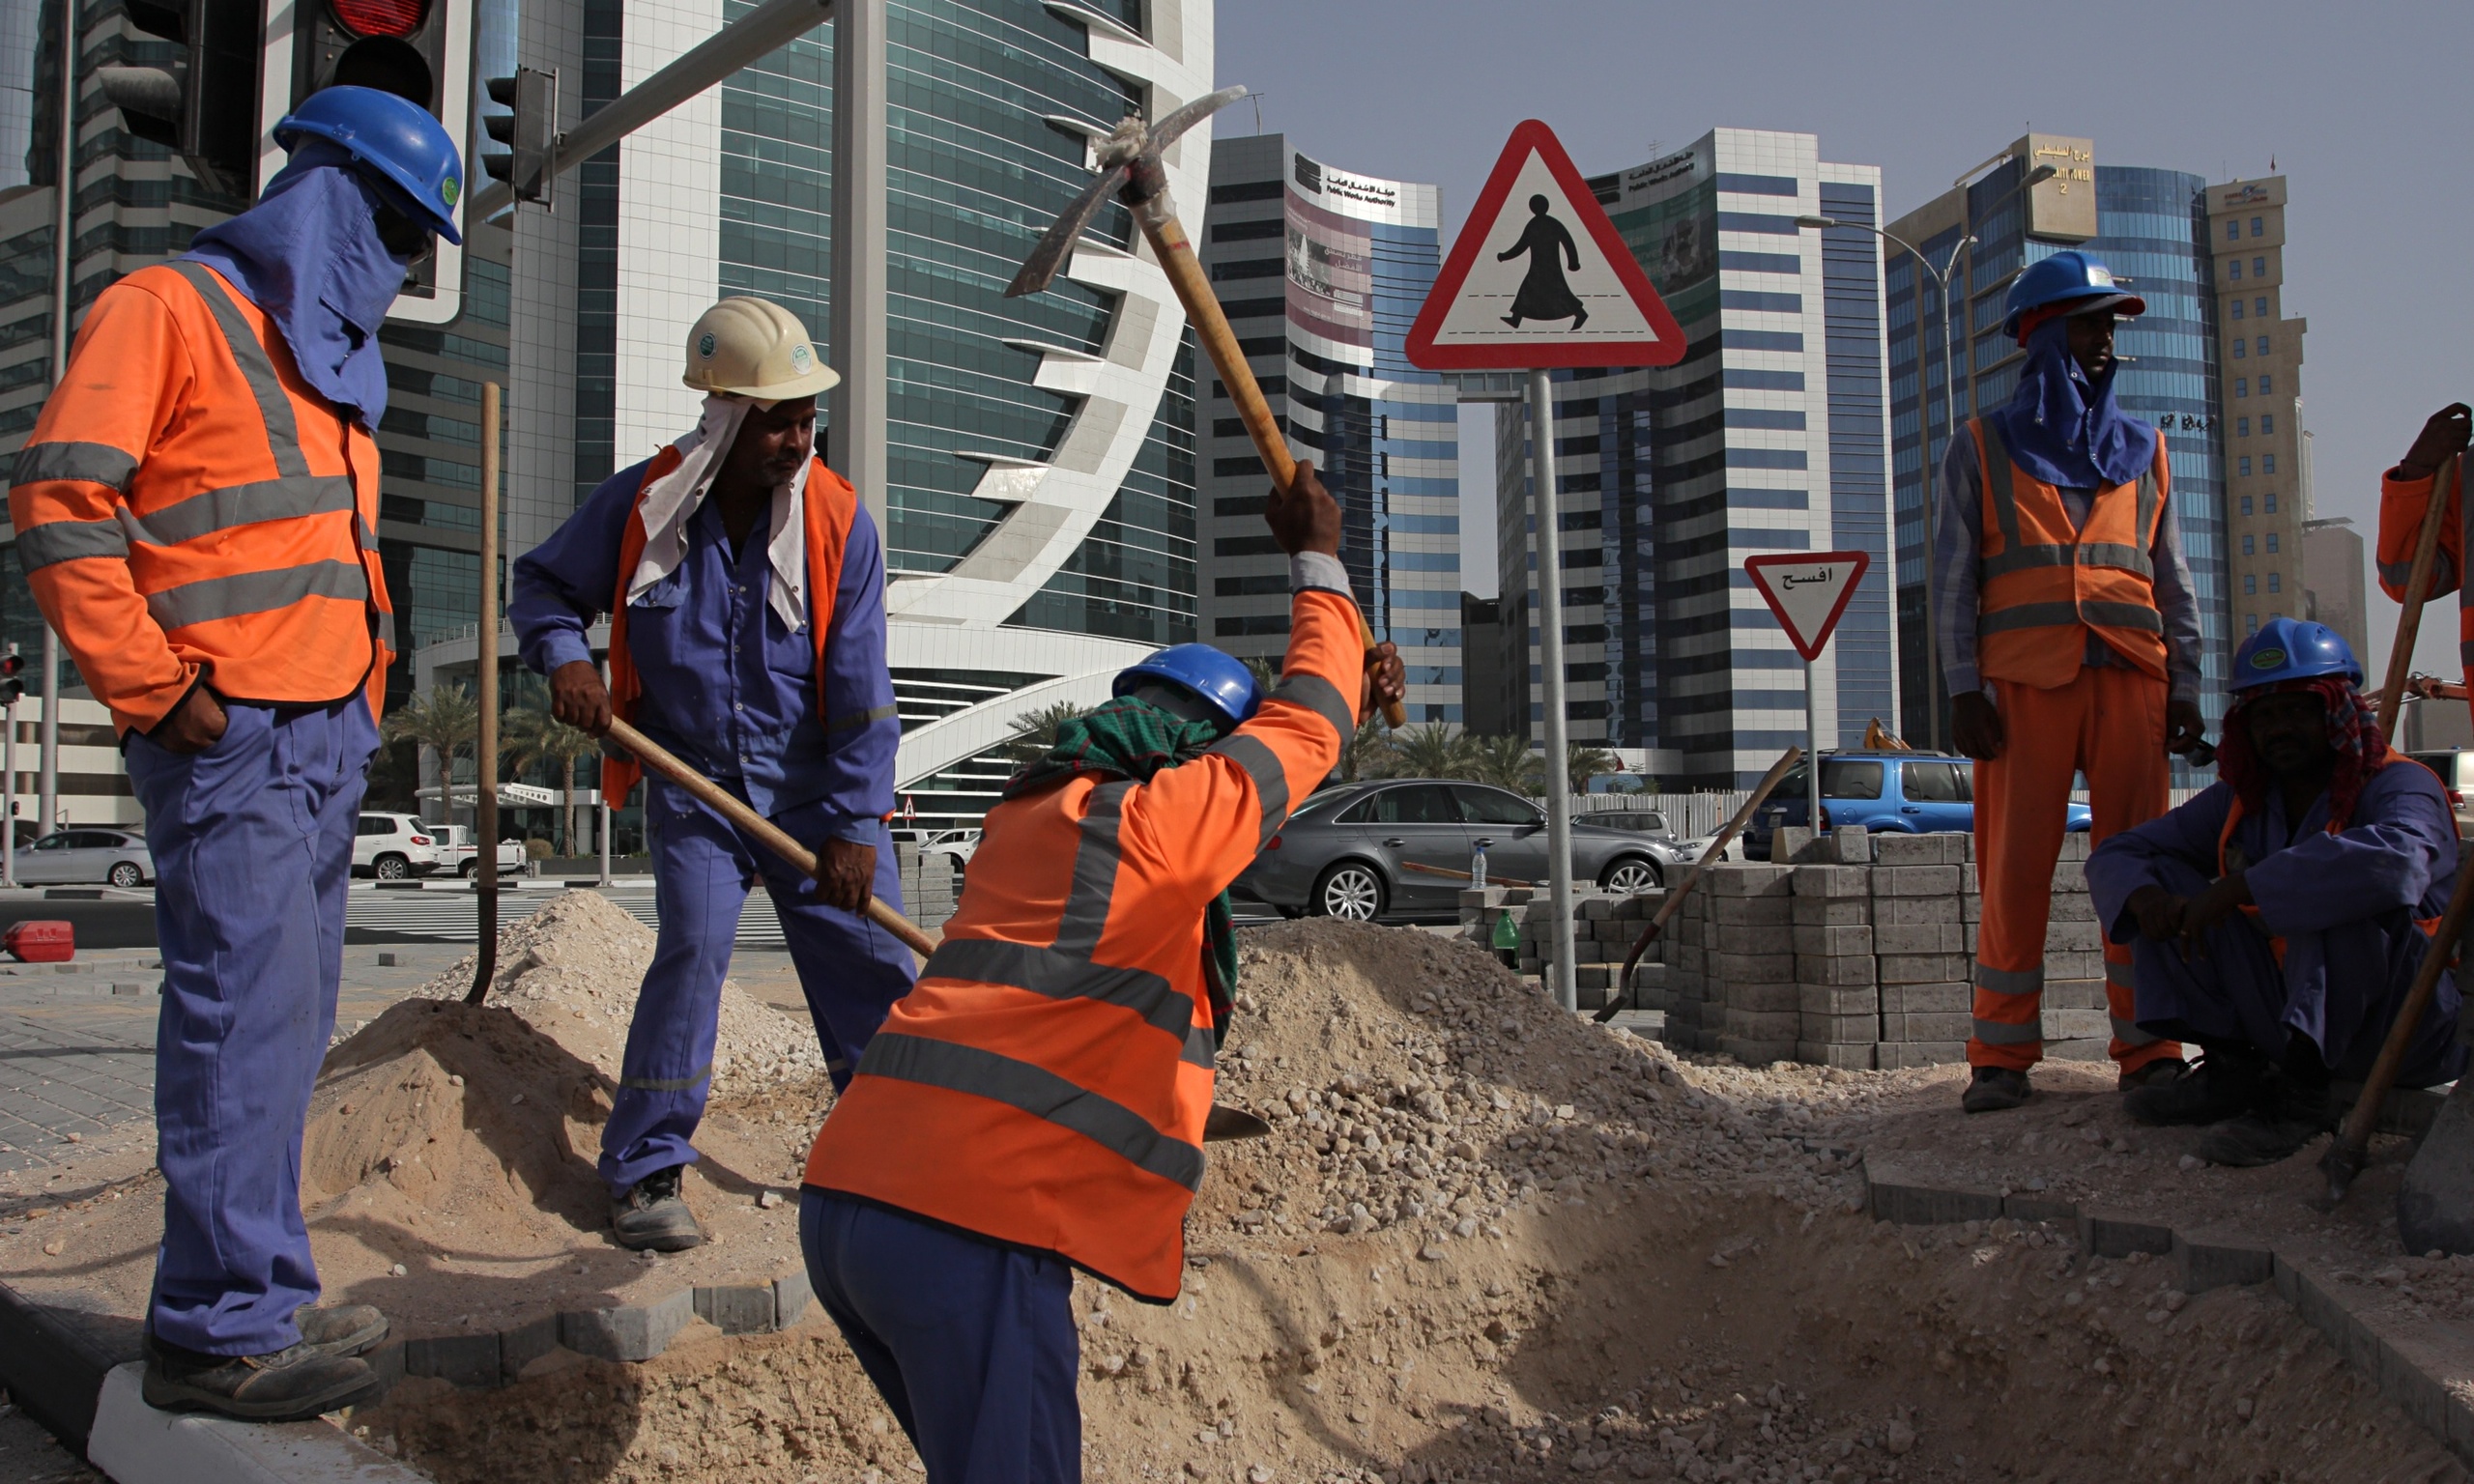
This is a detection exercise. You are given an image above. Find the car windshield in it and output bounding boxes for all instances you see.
[1288,786,1367,822]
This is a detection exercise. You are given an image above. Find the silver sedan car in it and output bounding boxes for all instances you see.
[1231,780,1684,922]
[14,828,154,887]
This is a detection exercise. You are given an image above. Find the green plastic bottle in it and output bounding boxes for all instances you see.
[1491,908,1520,952]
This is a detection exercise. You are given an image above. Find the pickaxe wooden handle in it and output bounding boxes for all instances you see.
[604,717,939,961]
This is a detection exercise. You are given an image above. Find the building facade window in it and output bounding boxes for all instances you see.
[2231,299,2245,320]
[2264,454,2277,474]
[2237,417,2251,438]
[2250,215,2264,237]
[2261,414,2274,434]
[2255,296,2268,317]
[2267,572,2281,593]
[2266,532,2279,554]
[2233,340,2246,359]
[2241,534,2255,556]
[2226,220,2240,242]
[2244,574,2258,595]
[2254,256,2267,276]
[2239,457,2253,476]
[2259,373,2273,394]
[2264,492,2278,513]
[2229,260,2243,280]
[2246,613,2259,633]
[2256,336,2270,357]
[2239,496,2253,515]
[2235,377,2248,397]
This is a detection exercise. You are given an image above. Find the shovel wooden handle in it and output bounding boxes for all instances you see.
[604,717,939,961]
[2377,453,2459,735]
[1136,203,1406,729]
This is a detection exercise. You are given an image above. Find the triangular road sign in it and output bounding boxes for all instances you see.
[1744,552,1872,662]
[1406,120,1686,371]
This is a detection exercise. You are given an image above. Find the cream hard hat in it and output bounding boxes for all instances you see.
[681,297,840,400]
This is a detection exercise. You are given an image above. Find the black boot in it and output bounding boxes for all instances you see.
[612,1164,705,1251]
[2123,1042,2264,1127]
[293,1302,388,1358]
[1961,1067,2030,1113]
[141,1335,383,1421]
[2199,1036,2338,1166]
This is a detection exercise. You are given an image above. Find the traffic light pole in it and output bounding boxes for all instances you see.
[468,0,839,221]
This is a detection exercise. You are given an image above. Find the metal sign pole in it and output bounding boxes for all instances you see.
[468,382,502,1002]
[4,698,14,889]
[1530,366,1575,1013]
[1805,658,1822,841]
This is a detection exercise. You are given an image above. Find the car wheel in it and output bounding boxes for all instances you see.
[1311,862,1386,922]
[461,860,480,878]
[107,862,144,888]
[1598,855,1660,894]
[374,853,410,881]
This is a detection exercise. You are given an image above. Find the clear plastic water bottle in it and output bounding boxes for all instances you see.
[1470,841,1488,890]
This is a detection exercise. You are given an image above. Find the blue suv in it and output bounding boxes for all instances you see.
[1744,751,2092,860]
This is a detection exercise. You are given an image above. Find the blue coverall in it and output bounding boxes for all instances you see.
[511,459,914,1192]
[2086,764,2467,1087]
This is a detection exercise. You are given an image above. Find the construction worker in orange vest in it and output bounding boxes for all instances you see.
[1937,250,2207,1115]
[801,461,1403,1484]
[2374,403,2474,702]
[511,298,912,1253]
[7,87,459,1419]
[2089,619,2463,1164]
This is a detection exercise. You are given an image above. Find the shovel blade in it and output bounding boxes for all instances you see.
[1202,1103,1272,1142]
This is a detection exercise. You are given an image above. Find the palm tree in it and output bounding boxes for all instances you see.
[383,683,478,820]
[503,708,602,854]
[1521,742,1620,795]
[1243,656,1281,696]
[1465,733,1535,791]
[1389,721,1469,780]
[1004,698,1088,765]
[1334,714,1395,784]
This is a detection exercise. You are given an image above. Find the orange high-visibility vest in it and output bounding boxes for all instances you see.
[600,451,859,800]
[803,584,1366,1301]
[2216,754,2452,965]
[2373,455,2470,693]
[8,263,392,733]
[1971,416,2169,691]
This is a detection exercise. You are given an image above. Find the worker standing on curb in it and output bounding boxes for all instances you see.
[7,87,458,1419]
[511,297,912,1254]
[800,461,1404,1484]
[2087,619,2464,1164]
[2374,403,2474,708]
[1935,250,2206,1114]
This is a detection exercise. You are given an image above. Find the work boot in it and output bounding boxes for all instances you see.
[612,1164,705,1251]
[2115,1057,2187,1093]
[293,1302,388,1358]
[141,1336,383,1421]
[2123,1048,2262,1127]
[2197,1076,2335,1167]
[1961,1067,2031,1113]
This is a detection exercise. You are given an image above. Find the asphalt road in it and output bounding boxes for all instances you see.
[0,899,157,952]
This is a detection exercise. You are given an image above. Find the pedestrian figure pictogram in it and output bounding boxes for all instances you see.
[1498,196,1586,329]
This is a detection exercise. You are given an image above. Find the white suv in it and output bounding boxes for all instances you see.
[354,813,447,879]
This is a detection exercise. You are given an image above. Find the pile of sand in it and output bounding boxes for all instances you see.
[405,890,830,1098]
[357,920,2466,1484]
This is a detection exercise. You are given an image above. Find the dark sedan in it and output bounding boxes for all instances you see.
[1232,779,1679,922]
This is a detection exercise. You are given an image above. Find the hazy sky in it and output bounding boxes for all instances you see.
[1214,0,2473,678]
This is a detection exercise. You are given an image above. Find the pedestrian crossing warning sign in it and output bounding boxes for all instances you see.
[1406,119,1686,371]
[1744,551,1871,662]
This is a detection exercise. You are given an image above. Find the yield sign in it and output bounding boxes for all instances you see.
[1405,119,1686,371]
[1744,552,1872,662]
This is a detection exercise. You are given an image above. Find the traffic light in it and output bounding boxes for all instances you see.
[481,67,557,206]
[0,652,25,709]
[96,0,264,198]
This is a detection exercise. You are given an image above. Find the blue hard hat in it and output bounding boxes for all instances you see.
[2000,249,2145,341]
[275,86,465,245]
[1114,643,1261,728]
[2230,616,2362,692]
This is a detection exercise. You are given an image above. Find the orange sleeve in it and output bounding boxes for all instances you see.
[7,280,199,732]
[1116,572,1364,903]
[2378,466,2460,605]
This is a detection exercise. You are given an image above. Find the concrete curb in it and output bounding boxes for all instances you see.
[1863,1159,2474,1466]
[85,1362,426,1483]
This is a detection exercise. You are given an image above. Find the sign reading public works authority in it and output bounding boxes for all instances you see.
[1404,120,1685,372]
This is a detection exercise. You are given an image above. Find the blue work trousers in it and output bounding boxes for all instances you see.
[599,776,916,1192]
[802,1191,1080,1484]
[2128,856,2466,1086]
[127,699,377,1356]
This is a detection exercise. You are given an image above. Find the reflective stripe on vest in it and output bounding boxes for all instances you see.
[1972,417,2168,688]
[599,454,858,802]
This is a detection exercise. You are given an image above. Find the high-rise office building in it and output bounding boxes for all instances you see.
[1194,133,1459,720]
[1884,136,2231,747]
[2206,175,2309,640]
[2302,517,2368,662]
[1489,128,1894,788]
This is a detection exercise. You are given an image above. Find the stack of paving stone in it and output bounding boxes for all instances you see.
[894,842,958,932]
[1660,825,2109,1068]
[1456,884,1535,945]
[1515,890,1664,1011]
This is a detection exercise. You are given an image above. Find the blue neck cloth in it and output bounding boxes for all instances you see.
[181,140,413,428]
[1988,315,2156,489]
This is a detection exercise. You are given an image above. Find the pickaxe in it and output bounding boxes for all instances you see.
[1006,86,1405,729]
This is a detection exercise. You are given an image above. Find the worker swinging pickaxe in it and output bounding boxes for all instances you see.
[1004,86,1407,730]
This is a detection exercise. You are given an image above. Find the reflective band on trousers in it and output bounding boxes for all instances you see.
[1973,1016,2045,1045]
[145,559,370,632]
[1973,961,2045,995]
[854,1030,1206,1191]
[619,1062,712,1093]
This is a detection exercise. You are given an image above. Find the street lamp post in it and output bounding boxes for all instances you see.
[1798,162,2054,753]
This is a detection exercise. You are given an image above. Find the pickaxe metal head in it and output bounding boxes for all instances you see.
[1004,84,1249,300]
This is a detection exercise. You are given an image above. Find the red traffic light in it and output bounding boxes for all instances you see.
[0,656,22,677]
[330,0,426,40]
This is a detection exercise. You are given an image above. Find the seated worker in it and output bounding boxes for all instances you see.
[2086,618,2466,1166]
[511,297,913,1250]
[800,460,1404,1484]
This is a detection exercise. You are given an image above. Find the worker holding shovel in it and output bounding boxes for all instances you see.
[2087,619,2464,1165]
[510,297,912,1252]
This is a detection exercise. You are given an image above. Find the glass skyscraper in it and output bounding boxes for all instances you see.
[1885,140,2229,748]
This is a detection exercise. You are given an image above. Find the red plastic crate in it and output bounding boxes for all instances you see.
[5,920,74,962]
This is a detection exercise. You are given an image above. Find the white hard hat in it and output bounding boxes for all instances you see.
[682,297,840,401]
